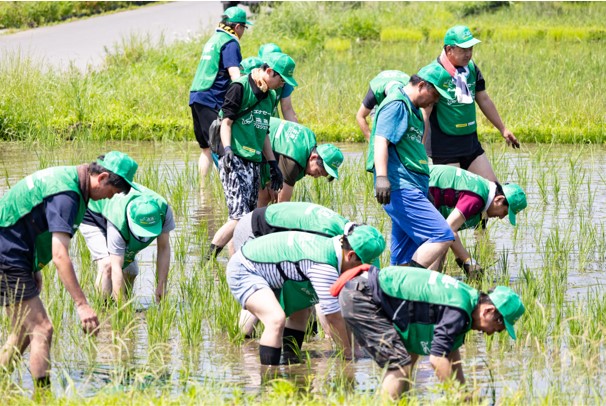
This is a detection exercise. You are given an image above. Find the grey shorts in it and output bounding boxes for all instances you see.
[232,211,255,253]
[339,276,411,370]
[226,251,271,308]
[219,154,260,220]
[79,223,139,276]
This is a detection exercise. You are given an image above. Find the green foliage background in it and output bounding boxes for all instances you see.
[0,1,604,143]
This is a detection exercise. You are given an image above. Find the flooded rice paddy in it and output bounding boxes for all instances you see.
[2,140,606,403]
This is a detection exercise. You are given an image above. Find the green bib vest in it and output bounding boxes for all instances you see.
[88,183,168,268]
[269,117,316,181]
[242,231,338,267]
[190,31,238,92]
[435,61,478,136]
[369,70,410,106]
[264,202,348,237]
[221,75,276,162]
[242,231,338,315]
[0,166,85,272]
[378,267,479,355]
[366,89,428,176]
[429,165,490,230]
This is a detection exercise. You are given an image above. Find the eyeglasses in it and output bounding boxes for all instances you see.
[239,24,248,30]
[272,71,285,84]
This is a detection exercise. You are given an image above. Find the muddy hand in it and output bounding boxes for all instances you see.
[503,129,520,149]
[77,303,100,335]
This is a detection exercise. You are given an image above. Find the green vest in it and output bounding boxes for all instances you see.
[429,165,490,230]
[366,89,428,176]
[264,202,348,237]
[242,231,338,267]
[378,267,479,355]
[221,75,277,162]
[0,166,85,272]
[190,31,238,92]
[242,231,338,315]
[269,117,316,181]
[369,70,410,106]
[271,87,284,118]
[435,61,478,136]
[88,183,168,268]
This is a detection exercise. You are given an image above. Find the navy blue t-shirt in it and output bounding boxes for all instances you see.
[0,192,80,271]
[189,38,242,110]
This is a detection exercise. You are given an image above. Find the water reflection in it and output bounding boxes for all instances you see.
[2,141,606,400]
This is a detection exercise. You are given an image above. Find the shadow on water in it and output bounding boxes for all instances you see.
[3,141,606,401]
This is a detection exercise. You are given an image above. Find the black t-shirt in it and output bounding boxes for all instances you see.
[221,74,269,119]
[251,206,281,237]
[427,60,486,158]
[0,191,80,271]
[362,87,378,110]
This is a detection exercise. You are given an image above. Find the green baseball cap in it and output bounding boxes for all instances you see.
[240,56,263,74]
[316,144,343,180]
[97,151,138,188]
[127,195,163,238]
[222,6,252,25]
[488,286,525,340]
[258,43,282,59]
[444,25,481,48]
[265,52,298,87]
[347,225,386,265]
[417,63,454,100]
[503,183,527,226]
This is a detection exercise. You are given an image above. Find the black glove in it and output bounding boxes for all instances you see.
[375,176,391,205]
[268,160,283,191]
[456,257,484,279]
[223,146,235,174]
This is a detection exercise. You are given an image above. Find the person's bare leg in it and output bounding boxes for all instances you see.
[466,153,498,183]
[1,297,53,380]
[94,257,112,298]
[199,148,214,187]
[244,289,286,348]
[0,306,30,372]
[381,364,412,400]
[239,309,259,337]
[413,241,452,271]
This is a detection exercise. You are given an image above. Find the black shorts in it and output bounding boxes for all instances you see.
[0,267,39,306]
[191,103,218,149]
[339,276,411,370]
[430,145,485,170]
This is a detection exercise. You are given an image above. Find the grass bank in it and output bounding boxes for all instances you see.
[0,1,153,30]
[0,1,604,143]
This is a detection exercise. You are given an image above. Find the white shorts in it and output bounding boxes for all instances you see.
[79,223,139,276]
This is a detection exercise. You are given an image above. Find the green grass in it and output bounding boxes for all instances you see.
[0,2,604,144]
[0,1,153,30]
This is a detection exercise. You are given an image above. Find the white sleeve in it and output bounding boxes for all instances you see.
[107,222,127,256]
[307,263,340,315]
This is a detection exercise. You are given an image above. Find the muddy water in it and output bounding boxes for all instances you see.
[1,141,605,400]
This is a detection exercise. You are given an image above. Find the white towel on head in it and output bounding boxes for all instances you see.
[454,66,474,104]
